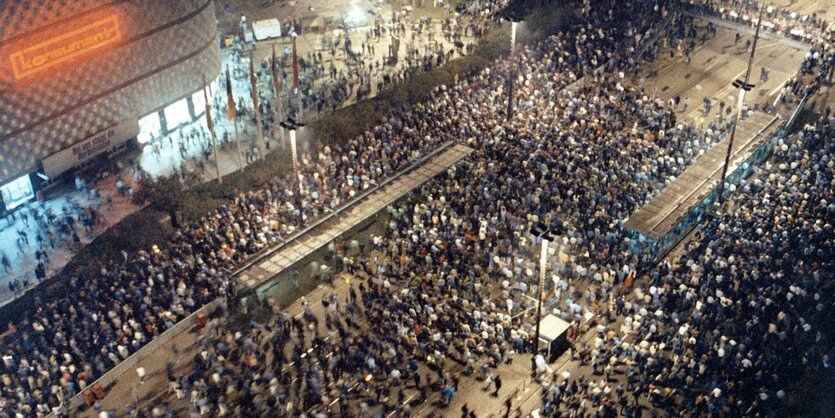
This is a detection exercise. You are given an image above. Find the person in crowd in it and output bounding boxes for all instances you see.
[0,0,832,416]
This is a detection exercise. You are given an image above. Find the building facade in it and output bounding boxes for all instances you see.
[0,0,221,210]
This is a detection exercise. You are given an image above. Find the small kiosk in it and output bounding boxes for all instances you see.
[537,314,572,362]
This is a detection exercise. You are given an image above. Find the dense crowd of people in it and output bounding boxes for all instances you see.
[0,4,513,417]
[0,0,832,417]
[1,193,111,300]
[142,2,498,182]
[683,0,832,43]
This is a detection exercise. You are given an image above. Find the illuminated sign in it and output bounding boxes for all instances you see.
[9,15,121,80]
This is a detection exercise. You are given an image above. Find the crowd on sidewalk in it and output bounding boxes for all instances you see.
[144,3,499,188]
[0,176,127,303]
[1,0,833,417]
[222,2,499,137]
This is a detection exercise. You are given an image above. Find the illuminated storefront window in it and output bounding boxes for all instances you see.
[164,98,190,132]
[1,175,34,210]
[137,112,161,144]
[192,90,206,118]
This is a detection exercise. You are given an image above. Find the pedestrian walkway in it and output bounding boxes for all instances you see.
[682,11,813,51]
[0,175,143,307]
[237,143,474,290]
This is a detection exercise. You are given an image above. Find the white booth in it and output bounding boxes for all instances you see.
[252,18,282,41]
[537,314,572,361]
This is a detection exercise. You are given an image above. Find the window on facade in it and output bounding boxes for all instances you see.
[164,98,190,132]
[137,112,162,144]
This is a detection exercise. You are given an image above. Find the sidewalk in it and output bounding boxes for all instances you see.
[0,176,143,307]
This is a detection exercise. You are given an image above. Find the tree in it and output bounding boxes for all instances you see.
[135,173,200,228]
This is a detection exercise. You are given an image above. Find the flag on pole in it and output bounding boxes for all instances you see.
[202,78,213,133]
[225,65,235,121]
[291,35,299,90]
[271,45,281,97]
[249,56,258,113]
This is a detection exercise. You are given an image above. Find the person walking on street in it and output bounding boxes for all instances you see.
[492,375,502,397]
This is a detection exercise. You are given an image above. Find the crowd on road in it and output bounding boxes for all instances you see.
[0,0,670,416]
[154,3,708,410]
[683,0,833,43]
[537,113,834,417]
[1,0,833,417]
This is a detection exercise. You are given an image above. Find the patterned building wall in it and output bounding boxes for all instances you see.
[0,0,221,184]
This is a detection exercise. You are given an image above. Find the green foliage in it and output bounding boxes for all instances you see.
[444,55,489,78]
[473,27,511,61]
[524,2,578,38]
[78,209,174,266]
[135,174,189,214]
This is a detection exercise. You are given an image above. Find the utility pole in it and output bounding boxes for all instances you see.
[506,19,520,120]
[530,221,563,373]
[717,1,764,203]
[280,117,305,193]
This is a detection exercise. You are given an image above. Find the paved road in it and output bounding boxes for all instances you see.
[767,0,835,22]
[634,20,805,127]
[55,3,834,417]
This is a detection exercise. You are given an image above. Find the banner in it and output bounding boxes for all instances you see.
[225,65,235,121]
[202,79,213,133]
[291,35,299,89]
[249,57,258,112]
[42,119,139,178]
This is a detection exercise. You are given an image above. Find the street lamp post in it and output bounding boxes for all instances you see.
[506,19,520,120]
[279,117,305,192]
[717,1,765,203]
[530,221,563,373]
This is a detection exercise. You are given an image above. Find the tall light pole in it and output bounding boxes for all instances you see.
[530,221,563,372]
[280,117,304,192]
[505,16,521,120]
[717,1,764,203]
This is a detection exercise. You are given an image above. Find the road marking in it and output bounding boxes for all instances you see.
[770,82,785,97]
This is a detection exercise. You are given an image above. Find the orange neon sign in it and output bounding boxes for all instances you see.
[9,15,121,80]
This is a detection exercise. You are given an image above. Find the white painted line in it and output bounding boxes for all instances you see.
[769,82,784,97]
